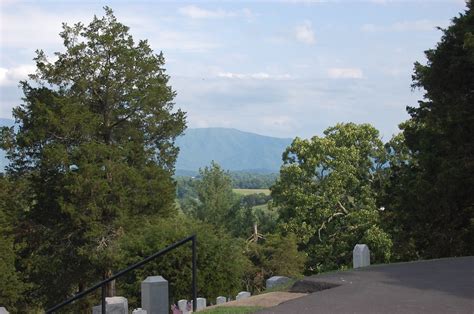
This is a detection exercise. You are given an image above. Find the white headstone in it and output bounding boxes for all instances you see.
[196,297,206,311]
[266,276,291,289]
[216,296,227,305]
[132,308,147,314]
[141,276,168,314]
[353,244,370,268]
[177,299,190,314]
[92,296,128,314]
[236,291,251,300]
[0,307,9,314]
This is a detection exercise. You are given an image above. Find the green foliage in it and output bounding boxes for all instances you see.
[176,177,199,200]
[361,225,393,263]
[0,177,29,311]
[243,233,305,293]
[376,134,421,261]
[177,163,277,240]
[0,7,185,308]
[272,123,392,273]
[117,216,249,307]
[230,172,279,189]
[229,201,278,239]
[193,162,237,225]
[383,3,474,259]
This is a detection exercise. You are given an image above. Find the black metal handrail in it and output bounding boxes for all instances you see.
[46,234,197,313]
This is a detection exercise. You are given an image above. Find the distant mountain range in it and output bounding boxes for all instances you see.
[175,128,292,173]
[0,119,292,173]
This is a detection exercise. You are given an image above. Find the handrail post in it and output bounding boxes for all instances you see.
[192,235,197,312]
[46,235,197,313]
[101,283,106,313]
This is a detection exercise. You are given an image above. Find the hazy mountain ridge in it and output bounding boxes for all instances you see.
[175,128,291,173]
[0,119,292,173]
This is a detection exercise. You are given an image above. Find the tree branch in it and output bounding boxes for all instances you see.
[318,211,345,242]
[337,201,349,214]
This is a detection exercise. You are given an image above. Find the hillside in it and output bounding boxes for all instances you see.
[0,120,292,173]
[175,128,291,172]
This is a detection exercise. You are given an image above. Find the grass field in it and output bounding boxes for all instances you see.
[201,306,264,313]
[233,189,271,196]
[252,203,268,211]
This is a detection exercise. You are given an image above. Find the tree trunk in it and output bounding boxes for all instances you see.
[105,269,116,297]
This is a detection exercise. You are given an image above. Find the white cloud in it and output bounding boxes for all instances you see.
[0,8,91,48]
[295,20,316,44]
[147,30,219,53]
[361,24,378,32]
[0,65,36,86]
[217,72,292,80]
[327,68,363,79]
[178,5,253,19]
[0,6,219,54]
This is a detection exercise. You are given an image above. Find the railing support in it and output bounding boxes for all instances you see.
[46,235,197,313]
[101,284,106,313]
[192,235,197,312]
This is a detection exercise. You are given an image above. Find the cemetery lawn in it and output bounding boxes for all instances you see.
[201,306,264,313]
[233,189,271,196]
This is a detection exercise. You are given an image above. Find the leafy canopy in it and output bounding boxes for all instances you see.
[272,123,392,272]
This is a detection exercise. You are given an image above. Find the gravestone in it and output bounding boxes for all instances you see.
[196,298,206,311]
[266,276,291,289]
[353,244,370,269]
[132,309,147,314]
[92,296,128,314]
[236,291,251,300]
[177,299,190,314]
[141,276,168,314]
[0,307,9,314]
[216,296,227,305]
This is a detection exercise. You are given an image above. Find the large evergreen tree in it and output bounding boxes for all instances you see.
[384,2,474,259]
[0,7,186,308]
[194,161,236,226]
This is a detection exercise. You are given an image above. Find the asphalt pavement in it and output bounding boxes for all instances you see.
[257,256,474,314]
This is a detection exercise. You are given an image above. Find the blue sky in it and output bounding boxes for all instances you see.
[0,0,468,139]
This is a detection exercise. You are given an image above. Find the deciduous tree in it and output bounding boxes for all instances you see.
[272,123,392,272]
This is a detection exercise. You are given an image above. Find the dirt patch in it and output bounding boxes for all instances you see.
[207,292,307,309]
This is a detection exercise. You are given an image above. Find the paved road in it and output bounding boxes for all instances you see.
[257,257,474,314]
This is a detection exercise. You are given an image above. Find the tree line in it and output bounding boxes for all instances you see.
[1,3,473,312]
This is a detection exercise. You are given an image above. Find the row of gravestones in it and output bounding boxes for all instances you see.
[86,290,254,313]
[87,277,291,314]
[0,244,370,314]
[88,278,257,314]
[174,291,253,313]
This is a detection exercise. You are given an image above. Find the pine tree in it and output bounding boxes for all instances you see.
[0,7,186,307]
[385,3,474,259]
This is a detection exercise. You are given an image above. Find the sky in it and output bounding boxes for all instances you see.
[0,0,468,140]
